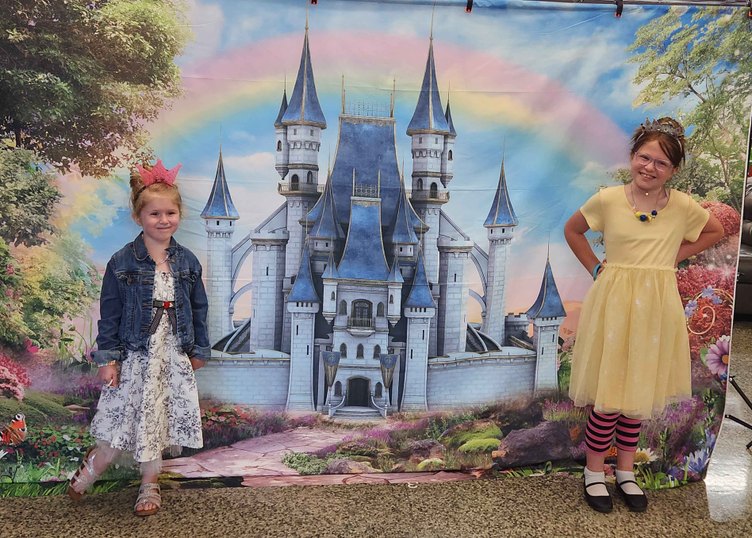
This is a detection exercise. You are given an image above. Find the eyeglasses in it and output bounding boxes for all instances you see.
[634,152,673,173]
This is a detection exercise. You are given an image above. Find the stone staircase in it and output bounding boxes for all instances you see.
[331,406,384,421]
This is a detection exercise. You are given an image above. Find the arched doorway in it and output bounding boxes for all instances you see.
[347,378,369,407]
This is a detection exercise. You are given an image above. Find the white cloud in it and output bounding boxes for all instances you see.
[182,0,225,60]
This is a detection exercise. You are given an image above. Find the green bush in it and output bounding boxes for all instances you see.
[0,391,72,425]
[282,452,330,475]
[444,424,502,449]
[416,457,445,471]
[458,437,501,453]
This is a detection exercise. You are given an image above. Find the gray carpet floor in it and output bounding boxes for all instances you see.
[4,321,752,538]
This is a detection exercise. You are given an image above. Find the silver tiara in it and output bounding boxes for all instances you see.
[640,118,684,139]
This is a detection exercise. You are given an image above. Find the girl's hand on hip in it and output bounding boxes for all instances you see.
[97,364,119,388]
[189,357,206,371]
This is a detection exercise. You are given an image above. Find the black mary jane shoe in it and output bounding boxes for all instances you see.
[616,479,648,512]
[584,481,613,513]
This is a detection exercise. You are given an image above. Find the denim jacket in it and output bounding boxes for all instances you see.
[91,233,210,365]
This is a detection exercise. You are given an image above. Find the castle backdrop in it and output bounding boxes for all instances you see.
[0,0,747,493]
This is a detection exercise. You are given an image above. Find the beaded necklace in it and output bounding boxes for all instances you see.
[630,182,666,222]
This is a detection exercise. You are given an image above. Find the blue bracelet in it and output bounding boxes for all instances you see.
[591,262,602,281]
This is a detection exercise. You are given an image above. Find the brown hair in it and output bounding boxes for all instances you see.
[129,167,183,218]
[629,117,686,168]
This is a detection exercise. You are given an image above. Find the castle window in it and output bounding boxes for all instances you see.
[330,291,336,301]
[422,330,425,340]
[430,183,438,199]
[306,345,309,355]
[410,349,413,359]
[416,178,423,191]
[377,302,384,317]
[307,171,313,183]
[448,149,453,161]
[373,344,381,359]
[310,129,314,136]
[352,300,372,325]
[340,343,347,358]
[435,137,438,144]
[291,174,299,190]
[276,140,282,152]
[419,137,423,144]
[454,273,457,283]
[339,300,347,315]
[266,266,269,276]
[357,344,364,359]
[334,381,342,396]
[375,382,383,398]
[296,325,299,336]
[293,128,297,135]
[389,295,394,304]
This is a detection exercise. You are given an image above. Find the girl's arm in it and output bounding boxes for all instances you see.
[564,210,602,276]
[676,214,724,265]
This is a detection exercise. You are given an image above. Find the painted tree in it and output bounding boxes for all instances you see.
[0,0,189,177]
[628,8,752,209]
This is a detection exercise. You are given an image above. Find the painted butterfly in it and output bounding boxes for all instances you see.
[1,413,27,446]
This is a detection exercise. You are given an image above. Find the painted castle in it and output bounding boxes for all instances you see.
[195,24,567,417]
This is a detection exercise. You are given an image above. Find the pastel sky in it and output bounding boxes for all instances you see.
[70,0,694,319]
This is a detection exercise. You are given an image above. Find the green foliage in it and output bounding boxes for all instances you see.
[628,8,752,209]
[557,352,572,394]
[17,233,99,350]
[0,390,73,425]
[0,239,29,347]
[0,0,190,176]
[0,149,60,247]
[416,457,445,471]
[458,437,501,453]
[443,423,502,449]
[13,424,93,463]
[424,411,478,440]
[281,452,331,476]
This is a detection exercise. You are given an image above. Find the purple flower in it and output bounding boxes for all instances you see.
[684,300,698,318]
[686,448,711,476]
[700,286,716,299]
[705,336,730,378]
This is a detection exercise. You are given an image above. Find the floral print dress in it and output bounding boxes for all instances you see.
[91,271,203,463]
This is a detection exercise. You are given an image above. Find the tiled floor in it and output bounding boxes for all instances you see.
[704,319,752,523]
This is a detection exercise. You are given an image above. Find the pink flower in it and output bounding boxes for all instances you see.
[705,336,729,377]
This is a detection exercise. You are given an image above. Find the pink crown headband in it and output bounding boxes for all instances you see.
[135,159,182,187]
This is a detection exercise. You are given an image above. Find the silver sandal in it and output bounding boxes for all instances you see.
[134,482,161,516]
[67,446,100,500]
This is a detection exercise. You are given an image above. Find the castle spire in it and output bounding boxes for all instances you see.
[526,258,566,319]
[201,148,239,219]
[407,34,449,135]
[484,159,518,227]
[274,87,288,128]
[405,250,436,308]
[288,245,319,303]
[281,21,326,128]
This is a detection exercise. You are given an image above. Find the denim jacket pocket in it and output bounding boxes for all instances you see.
[116,271,141,338]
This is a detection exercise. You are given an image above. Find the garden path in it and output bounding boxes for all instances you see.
[161,426,476,487]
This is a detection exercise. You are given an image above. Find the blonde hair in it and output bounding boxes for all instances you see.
[129,168,184,218]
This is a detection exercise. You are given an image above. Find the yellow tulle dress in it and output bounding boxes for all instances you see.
[568,185,709,419]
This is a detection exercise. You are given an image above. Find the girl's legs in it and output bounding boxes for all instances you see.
[614,415,645,496]
[584,410,620,498]
[68,441,121,497]
[134,457,162,514]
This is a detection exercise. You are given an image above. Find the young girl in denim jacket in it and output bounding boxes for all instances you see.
[68,160,210,516]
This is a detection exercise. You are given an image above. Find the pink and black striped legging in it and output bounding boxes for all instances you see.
[585,409,642,453]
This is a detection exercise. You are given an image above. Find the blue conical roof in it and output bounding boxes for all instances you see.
[445,101,456,137]
[484,160,518,227]
[281,27,326,128]
[526,259,566,319]
[388,260,404,284]
[390,177,419,245]
[322,250,339,279]
[309,174,344,241]
[200,149,239,219]
[288,246,320,303]
[405,251,435,309]
[407,40,449,135]
[274,89,288,128]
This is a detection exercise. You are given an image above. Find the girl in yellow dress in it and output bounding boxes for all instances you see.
[564,117,723,513]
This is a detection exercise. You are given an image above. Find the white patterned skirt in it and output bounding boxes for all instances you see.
[91,271,203,463]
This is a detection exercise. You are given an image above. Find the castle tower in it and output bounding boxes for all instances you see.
[440,100,456,187]
[482,159,518,346]
[286,245,319,411]
[387,260,403,324]
[274,88,289,179]
[407,34,451,292]
[200,148,239,345]
[401,252,436,412]
[249,228,287,351]
[526,258,566,394]
[437,236,473,355]
[278,20,326,279]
